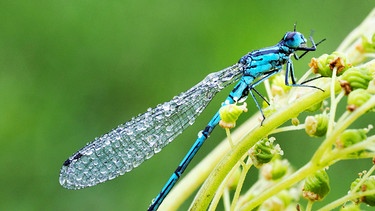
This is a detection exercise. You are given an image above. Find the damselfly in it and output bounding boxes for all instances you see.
[59,25,325,211]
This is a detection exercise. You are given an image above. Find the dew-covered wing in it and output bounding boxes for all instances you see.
[59,64,243,189]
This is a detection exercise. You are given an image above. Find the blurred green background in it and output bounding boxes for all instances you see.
[1,1,375,210]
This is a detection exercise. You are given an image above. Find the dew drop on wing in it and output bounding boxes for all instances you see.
[98,173,107,183]
[92,159,99,166]
[113,139,121,148]
[100,165,108,174]
[76,160,85,170]
[145,149,154,159]
[59,174,66,186]
[166,125,173,132]
[124,127,133,136]
[154,145,162,153]
[125,162,133,172]
[146,134,157,146]
[76,172,84,181]
[195,106,205,114]
[104,145,114,155]
[108,173,116,180]
[85,148,93,156]
[188,118,195,125]
[95,148,104,158]
[83,167,89,174]
[118,166,127,176]
[88,176,95,184]
[133,153,144,168]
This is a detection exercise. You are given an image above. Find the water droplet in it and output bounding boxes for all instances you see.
[124,128,133,135]
[189,118,195,125]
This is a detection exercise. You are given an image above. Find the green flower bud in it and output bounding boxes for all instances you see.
[335,129,367,150]
[219,103,248,129]
[303,169,330,201]
[350,176,375,206]
[249,137,281,168]
[261,159,289,181]
[340,67,373,95]
[291,117,300,126]
[305,113,329,137]
[347,89,372,112]
[309,52,352,77]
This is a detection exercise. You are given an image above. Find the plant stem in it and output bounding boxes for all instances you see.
[190,82,332,210]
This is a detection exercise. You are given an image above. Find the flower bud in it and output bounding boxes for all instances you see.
[335,129,367,150]
[347,89,372,112]
[303,169,330,201]
[261,159,289,181]
[249,137,281,168]
[291,117,300,126]
[340,67,373,95]
[309,52,352,77]
[219,103,248,129]
[305,113,329,137]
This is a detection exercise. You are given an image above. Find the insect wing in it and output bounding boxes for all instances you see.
[59,64,243,189]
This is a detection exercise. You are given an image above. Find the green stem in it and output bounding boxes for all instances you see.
[230,156,252,211]
[226,128,235,149]
[222,187,231,211]
[306,200,314,211]
[326,135,375,163]
[208,159,241,211]
[190,82,332,210]
[326,67,338,137]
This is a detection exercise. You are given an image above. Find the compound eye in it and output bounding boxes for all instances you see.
[284,32,296,41]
